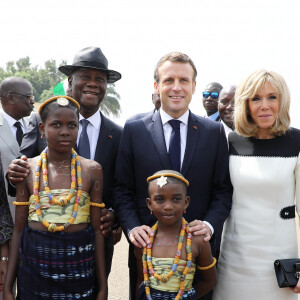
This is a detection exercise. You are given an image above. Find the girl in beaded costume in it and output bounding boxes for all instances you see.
[136,170,217,300]
[4,96,107,300]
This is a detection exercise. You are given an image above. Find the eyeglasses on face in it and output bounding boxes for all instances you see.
[9,93,35,101]
[203,92,219,99]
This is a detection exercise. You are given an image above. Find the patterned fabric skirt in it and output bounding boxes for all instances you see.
[17,225,95,300]
[137,283,197,300]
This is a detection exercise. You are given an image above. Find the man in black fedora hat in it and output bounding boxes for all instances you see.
[7,46,123,278]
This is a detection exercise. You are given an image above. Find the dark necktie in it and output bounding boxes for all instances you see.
[168,119,181,172]
[77,119,90,159]
[14,121,23,146]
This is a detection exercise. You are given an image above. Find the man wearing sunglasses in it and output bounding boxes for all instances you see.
[0,77,35,221]
[202,82,223,121]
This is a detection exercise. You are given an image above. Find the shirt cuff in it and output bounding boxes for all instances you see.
[128,226,139,237]
[203,221,214,236]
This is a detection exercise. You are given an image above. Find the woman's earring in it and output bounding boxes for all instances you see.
[150,210,153,215]
[184,210,186,214]
[41,132,44,139]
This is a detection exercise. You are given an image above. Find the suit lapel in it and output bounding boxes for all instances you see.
[144,111,170,169]
[0,112,20,157]
[181,112,201,176]
[23,116,30,127]
[94,112,112,165]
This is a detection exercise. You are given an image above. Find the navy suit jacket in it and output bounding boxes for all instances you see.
[126,109,156,122]
[113,110,232,251]
[15,112,122,208]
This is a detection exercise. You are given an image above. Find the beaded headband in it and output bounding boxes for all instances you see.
[147,173,189,188]
[38,95,80,116]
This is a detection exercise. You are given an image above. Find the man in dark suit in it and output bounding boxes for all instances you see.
[7,46,122,277]
[113,52,232,299]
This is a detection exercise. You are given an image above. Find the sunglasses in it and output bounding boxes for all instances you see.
[203,92,219,99]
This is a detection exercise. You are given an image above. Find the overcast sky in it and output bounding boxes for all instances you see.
[1,0,299,128]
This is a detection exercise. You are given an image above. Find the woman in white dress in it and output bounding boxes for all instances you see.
[212,69,300,300]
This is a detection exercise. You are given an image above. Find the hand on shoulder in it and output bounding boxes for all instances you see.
[189,219,212,242]
[8,155,30,184]
[129,225,154,248]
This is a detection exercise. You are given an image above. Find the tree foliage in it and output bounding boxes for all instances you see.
[0,57,121,117]
[101,83,121,118]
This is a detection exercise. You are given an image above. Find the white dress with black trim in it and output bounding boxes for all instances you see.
[212,128,300,300]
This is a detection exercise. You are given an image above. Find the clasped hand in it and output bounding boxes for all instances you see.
[100,209,115,237]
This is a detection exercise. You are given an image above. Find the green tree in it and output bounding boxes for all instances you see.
[101,83,121,118]
[0,57,121,117]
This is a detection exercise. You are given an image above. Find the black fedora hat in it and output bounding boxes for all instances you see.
[59,46,121,83]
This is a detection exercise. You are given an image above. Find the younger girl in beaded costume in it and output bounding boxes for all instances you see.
[136,170,217,300]
[4,96,107,300]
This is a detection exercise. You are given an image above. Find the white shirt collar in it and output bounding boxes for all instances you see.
[208,111,219,121]
[160,109,189,125]
[79,110,101,130]
[1,110,26,129]
[221,120,233,134]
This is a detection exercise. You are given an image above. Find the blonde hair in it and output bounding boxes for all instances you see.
[234,69,290,137]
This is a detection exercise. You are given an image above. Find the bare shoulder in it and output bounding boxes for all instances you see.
[192,234,206,248]
[191,234,210,259]
[79,157,103,177]
[79,157,101,169]
[28,156,40,172]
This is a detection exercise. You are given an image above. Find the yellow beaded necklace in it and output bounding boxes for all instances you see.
[34,148,82,232]
[142,218,192,300]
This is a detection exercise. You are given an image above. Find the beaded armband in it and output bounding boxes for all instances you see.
[197,257,217,270]
[90,202,105,208]
[13,201,30,206]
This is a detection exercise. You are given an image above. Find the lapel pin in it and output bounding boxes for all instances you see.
[108,135,112,138]
[193,126,197,130]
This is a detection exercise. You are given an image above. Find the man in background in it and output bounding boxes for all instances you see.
[0,77,34,220]
[218,85,236,136]
[202,82,223,121]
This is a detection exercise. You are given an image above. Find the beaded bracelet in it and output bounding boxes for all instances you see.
[90,202,105,208]
[197,257,217,270]
[13,201,30,206]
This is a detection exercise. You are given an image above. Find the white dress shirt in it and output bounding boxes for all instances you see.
[160,109,189,169]
[77,111,101,160]
[1,110,27,139]
[160,108,214,235]
[221,120,233,138]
